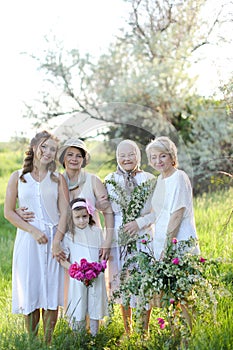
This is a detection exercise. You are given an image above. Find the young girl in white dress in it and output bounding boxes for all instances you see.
[60,198,108,336]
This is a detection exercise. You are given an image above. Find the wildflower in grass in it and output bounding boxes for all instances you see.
[172,257,180,265]
[172,238,178,244]
[169,298,175,304]
[157,317,166,329]
[199,257,206,263]
[141,239,147,244]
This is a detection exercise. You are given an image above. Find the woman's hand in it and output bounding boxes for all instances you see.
[31,230,48,244]
[15,207,35,222]
[124,220,139,236]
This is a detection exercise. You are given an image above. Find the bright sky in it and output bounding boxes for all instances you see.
[0,0,232,142]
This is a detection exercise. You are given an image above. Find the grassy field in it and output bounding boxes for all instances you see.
[0,147,232,349]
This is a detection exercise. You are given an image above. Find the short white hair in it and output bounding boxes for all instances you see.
[146,136,178,167]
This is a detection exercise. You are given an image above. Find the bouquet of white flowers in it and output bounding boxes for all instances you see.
[105,176,156,255]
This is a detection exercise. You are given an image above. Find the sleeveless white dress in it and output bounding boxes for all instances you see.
[12,171,64,315]
[105,171,155,304]
[62,226,108,323]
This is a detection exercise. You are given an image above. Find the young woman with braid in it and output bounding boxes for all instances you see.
[4,130,69,343]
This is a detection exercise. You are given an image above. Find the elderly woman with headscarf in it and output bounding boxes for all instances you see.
[104,139,156,335]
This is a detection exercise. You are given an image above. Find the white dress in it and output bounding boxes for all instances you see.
[62,225,108,323]
[105,171,155,303]
[152,169,200,260]
[12,171,64,315]
[64,171,106,309]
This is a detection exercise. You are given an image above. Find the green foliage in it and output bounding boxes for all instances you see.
[110,237,226,338]
[21,1,223,131]
[0,150,24,178]
[187,102,233,195]
[17,0,231,196]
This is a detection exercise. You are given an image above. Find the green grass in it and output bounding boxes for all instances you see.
[0,148,232,349]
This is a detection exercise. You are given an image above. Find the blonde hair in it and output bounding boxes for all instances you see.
[146,136,178,167]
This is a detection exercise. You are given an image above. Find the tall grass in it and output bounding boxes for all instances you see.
[0,148,232,348]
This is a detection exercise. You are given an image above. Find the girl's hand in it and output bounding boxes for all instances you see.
[52,239,66,262]
[60,259,71,270]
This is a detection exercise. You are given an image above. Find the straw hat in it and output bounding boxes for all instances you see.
[57,138,90,168]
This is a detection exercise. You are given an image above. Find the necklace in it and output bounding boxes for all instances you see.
[63,170,86,191]
[69,181,80,191]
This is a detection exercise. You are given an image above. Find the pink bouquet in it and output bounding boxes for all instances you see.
[68,258,107,287]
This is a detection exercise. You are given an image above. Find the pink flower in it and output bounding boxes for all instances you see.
[141,239,147,244]
[199,257,206,263]
[68,259,107,287]
[172,257,180,265]
[157,317,166,329]
[85,269,97,280]
[172,238,178,244]
[101,260,107,270]
[169,298,175,304]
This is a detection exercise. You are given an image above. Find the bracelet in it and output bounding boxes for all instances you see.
[57,228,65,236]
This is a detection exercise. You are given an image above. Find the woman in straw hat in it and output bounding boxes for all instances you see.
[57,137,114,260]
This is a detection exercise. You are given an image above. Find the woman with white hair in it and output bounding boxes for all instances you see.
[105,139,155,335]
[145,136,200,260]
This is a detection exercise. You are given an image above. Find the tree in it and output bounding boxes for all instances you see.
[24,0,227,139]
[22,0,233,194]
[187,99,233,194]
